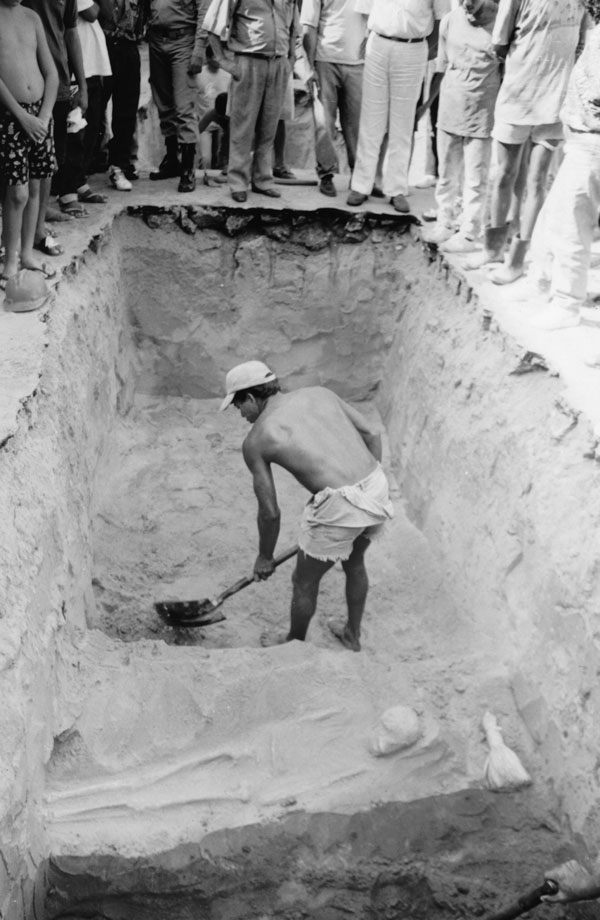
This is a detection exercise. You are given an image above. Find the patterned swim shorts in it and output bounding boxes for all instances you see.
[0,100,56,186]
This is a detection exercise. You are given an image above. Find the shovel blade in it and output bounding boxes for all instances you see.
[155,598,227,627]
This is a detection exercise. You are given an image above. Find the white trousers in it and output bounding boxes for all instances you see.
[351,33,427,198]
[531,131,600,309]
[435,130,491,238]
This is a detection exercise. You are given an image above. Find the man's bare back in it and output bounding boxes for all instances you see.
[242,387,380,494]
[0,4,45,104]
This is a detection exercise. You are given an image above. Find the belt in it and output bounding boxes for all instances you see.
[375,32,425,43]
[236,51,283,60]
[149,25,195,39]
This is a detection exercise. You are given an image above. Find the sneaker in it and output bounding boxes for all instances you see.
[423,223,454,245]
[584,351,600,367]
[421,207,438,222]
[414,174,437,189]
[440,232,477,254]
[109,166,132,192]
[319,175,337,197]
[531,303,580,330]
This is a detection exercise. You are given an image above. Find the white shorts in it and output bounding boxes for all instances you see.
[492,121,564,150]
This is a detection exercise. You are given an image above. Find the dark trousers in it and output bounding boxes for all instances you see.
[51,98,72,196]
[106,36,141,169]
[62,77,105,192]
[148,31,198,144]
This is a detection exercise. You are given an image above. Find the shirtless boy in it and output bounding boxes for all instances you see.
[0,0,58,283]
[220,361,394,651]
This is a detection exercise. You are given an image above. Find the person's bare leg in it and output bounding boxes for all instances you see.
[465,140,522,269]
[34,176,53,242]
[288,550,334,641]
[519,142,555,242]
[336,535,370,651]
[20,178,44,270]
[506,139,528,235]
[2,183,29,277]
[490,142,556,285]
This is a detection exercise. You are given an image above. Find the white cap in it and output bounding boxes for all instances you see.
[219,360,276,411]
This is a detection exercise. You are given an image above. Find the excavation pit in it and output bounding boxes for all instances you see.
[1,202,600,920]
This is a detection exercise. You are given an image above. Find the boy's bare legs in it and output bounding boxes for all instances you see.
[519,141,556,242]
[289,551,334,641]
[490,141,556,284]
[338,535,370,651]
[2,183,29,277]
[465,140,522,268]
[20,177,45,270]
[489,140,522,227]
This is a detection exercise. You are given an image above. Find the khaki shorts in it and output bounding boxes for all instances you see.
[492,120,564,150]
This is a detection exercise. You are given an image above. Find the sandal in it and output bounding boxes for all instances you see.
[78,188,108,204]
[33,234,64,257]
[59,200,88,218]
[45,206,74,222]
[20,260,57,280]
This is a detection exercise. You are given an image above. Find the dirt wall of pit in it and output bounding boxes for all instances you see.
[0,210,599,916]
[0,232,136,919]
[378,256,600,848]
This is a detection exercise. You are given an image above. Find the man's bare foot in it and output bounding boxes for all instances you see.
[328,622,361,652]
[259,631,290,647]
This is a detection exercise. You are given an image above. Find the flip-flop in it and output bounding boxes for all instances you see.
[78,188,108,203]
[20,261,57,280]
[45,206,74,223]
[33,234,64,257]
[59,200,88,218]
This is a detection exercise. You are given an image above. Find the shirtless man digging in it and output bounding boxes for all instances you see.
[220,361,394,651]
[0,0,58,285]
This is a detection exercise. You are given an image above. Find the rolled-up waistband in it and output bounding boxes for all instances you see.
[374,32,425,43]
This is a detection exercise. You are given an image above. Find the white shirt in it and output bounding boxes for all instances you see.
[354,0,449,40]
[77,0,112,78]
[300,0,367,65]
[493,0,587,126]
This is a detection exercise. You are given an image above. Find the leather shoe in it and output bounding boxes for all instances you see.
[319,175,337,197]
[231,190,247,203]
[371,186,385,198]
[251,184,281,198]
[346,190,367,206]
[390,194,410,213]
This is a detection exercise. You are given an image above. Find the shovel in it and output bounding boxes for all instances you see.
[485,879,559,920]
[155,544,298,628]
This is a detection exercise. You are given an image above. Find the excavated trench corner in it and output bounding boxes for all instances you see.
[1,205,599,920]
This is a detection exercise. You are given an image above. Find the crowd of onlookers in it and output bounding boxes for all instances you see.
[1,0,600,337]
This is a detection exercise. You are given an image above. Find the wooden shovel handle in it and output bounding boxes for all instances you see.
[486,880,559,920]
[217,545,298,603]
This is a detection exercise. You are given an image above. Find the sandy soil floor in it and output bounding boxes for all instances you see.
[90,393,522,735]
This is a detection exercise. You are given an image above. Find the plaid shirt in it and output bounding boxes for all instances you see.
[108,0,147,40]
